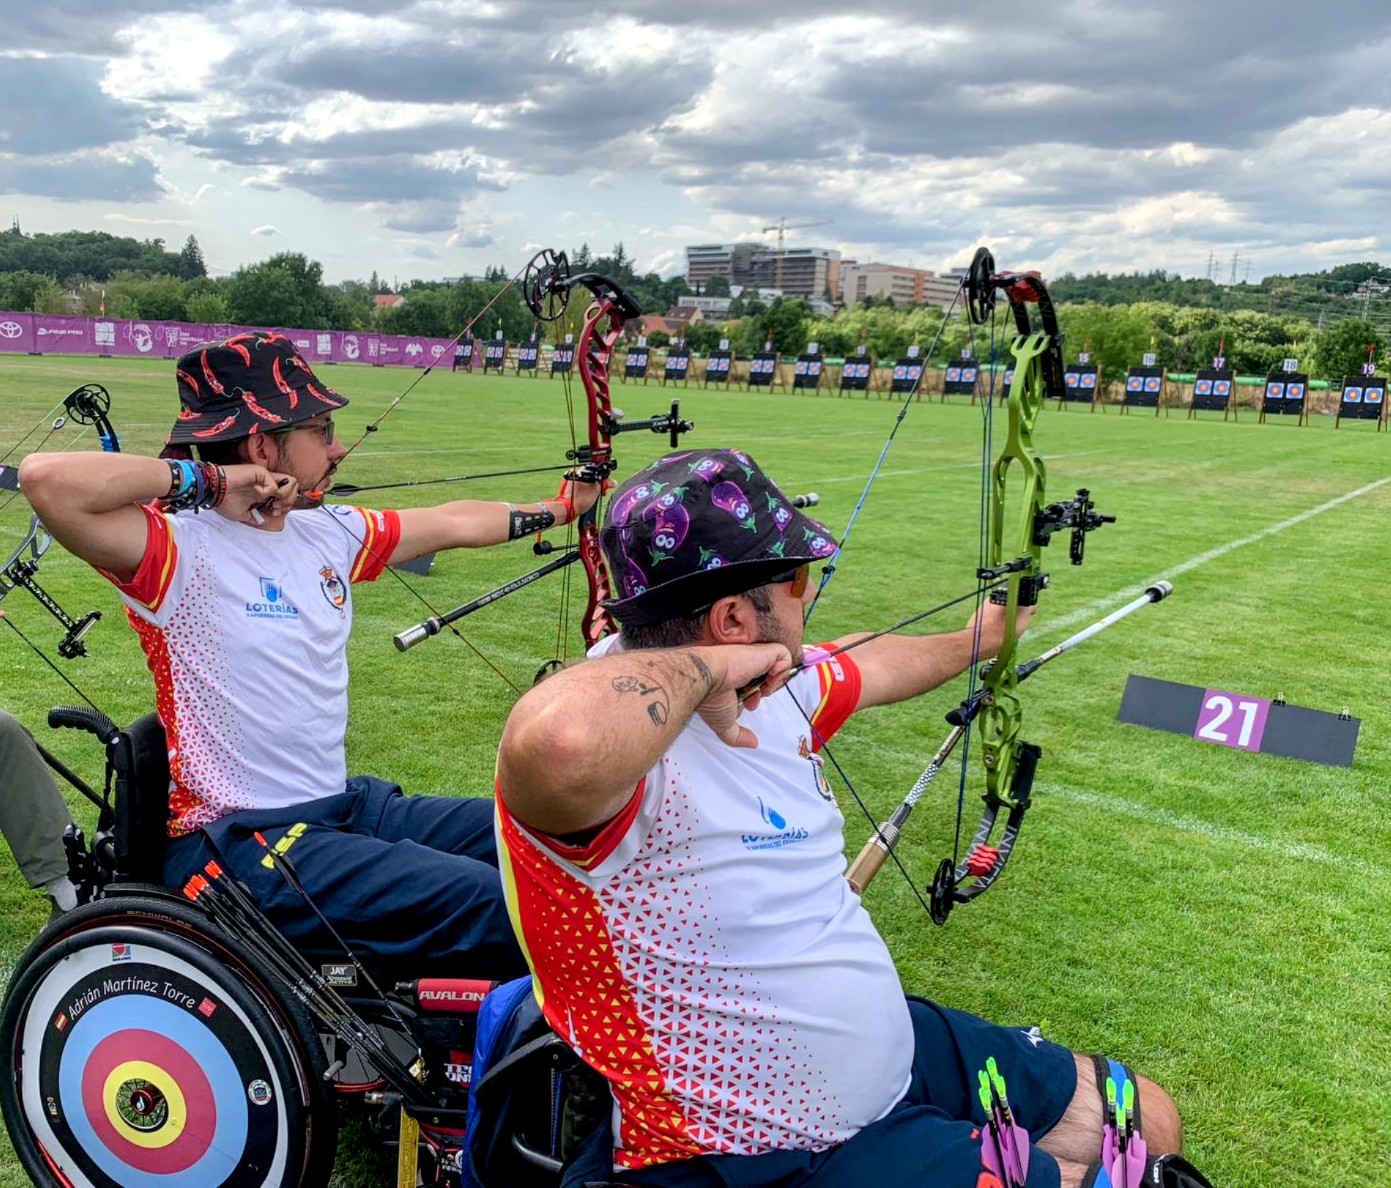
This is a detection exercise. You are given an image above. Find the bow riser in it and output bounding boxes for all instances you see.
[574,295,625,646]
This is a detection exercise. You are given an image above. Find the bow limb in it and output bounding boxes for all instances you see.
[385,250,692,679]
[0,385,121,660]
[571,287,623,648]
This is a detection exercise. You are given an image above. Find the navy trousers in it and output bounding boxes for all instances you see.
[162,776,527,981]
[566,997,1077,1188]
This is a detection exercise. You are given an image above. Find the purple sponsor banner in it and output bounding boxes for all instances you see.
[0,313,455,371]
[34,315,97,354]
[0,313,35,353]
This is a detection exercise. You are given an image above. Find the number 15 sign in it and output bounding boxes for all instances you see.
[1117,675,1359,768]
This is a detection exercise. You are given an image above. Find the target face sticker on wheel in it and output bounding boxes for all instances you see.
[12,934,299,1187]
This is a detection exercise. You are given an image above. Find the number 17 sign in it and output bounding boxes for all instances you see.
[1118,675,1359,768]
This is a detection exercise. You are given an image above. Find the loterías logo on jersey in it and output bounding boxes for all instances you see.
[247,576,300,621]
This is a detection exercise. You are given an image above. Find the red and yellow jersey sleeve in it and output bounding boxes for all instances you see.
[804,648,862,749]
[346,506,403,583]
[104,502,178,613]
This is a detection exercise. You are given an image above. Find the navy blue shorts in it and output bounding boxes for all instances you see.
[571,997,1078,1188]
[162,775,527,981]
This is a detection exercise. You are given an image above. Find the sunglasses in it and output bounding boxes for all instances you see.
[277,418,335,444]
[770,563,811,599]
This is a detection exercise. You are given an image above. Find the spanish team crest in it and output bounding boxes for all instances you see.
[319,566,346,614]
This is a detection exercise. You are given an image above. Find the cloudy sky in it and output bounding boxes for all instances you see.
[3,0,1387,286]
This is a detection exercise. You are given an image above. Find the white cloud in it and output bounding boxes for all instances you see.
[3,0,1391,282]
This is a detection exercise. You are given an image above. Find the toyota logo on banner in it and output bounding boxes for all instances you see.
[0,321,22,339]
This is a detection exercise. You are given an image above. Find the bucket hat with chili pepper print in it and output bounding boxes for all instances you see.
[163,332,348,457]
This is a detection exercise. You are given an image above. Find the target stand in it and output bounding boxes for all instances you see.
[1189,368,1235,421]
[483,338,507,375]
[839,349,873,396]
[1123,365,1166,416]
[702,350,732,387]
[792,349,824,394]
[1259,371,1308,425]
[747,351,780,392]
[941,352,980,402]
[1061,361,1100,411]
[662,345,691,387]
[1335,374,1385,430]
[623,346,651,384]
[549,343,575,378]
[451,341,476,373]
[515,338,540,377]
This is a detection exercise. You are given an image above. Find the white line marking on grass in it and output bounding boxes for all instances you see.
[827,734,1388,881]
[1047,785,1390,881]
[1044,475,1391,634]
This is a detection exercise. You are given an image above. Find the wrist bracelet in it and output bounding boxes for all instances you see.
[161,461,228,514]
[550,490,576,524]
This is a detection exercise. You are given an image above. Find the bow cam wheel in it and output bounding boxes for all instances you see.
[965,247,997,326]
[0,895,335,1187]
[63,384,112,425]
[522,249,571,323]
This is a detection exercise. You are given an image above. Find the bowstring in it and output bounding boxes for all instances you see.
[552,316,584,666]
[0,418,94,517]
[949,298,1000,871]
[803,281,968,627]
[313,503,525,697]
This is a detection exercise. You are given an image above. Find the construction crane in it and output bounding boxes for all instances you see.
[761,217,833,294]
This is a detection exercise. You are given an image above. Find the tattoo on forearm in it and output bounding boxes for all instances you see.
[611,675,671,727]
[677,650,715,692]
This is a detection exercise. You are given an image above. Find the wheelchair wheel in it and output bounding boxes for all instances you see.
[0,893,337,1187]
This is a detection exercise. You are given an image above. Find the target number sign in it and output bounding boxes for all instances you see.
[1118,675,1359,767]
[1193,689,1270,751]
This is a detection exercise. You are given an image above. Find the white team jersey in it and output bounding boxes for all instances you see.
[112,503,399,834]
[497,642,913,1171]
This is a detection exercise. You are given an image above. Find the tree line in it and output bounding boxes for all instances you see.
[0,226,1385,381]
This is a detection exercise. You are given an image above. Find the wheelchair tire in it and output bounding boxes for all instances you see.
[0,892,337,1187]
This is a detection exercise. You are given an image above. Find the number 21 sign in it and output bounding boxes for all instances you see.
[1193,690,1270,751]
[1118,675,1359,768]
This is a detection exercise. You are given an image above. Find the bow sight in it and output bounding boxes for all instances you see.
[979,487,1116,605]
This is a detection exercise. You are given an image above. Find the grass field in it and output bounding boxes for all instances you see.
[2,354,1390,1187]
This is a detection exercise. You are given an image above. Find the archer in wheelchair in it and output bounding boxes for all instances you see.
[1,703,606,1187]
[3,331,606,1184]
[490,448,1217,1188]
[16,331,609,981]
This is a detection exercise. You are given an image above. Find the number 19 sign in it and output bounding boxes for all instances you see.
[1118,675,1359,768]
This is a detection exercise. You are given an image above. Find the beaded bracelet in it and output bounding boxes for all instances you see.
[161,460,228,513]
